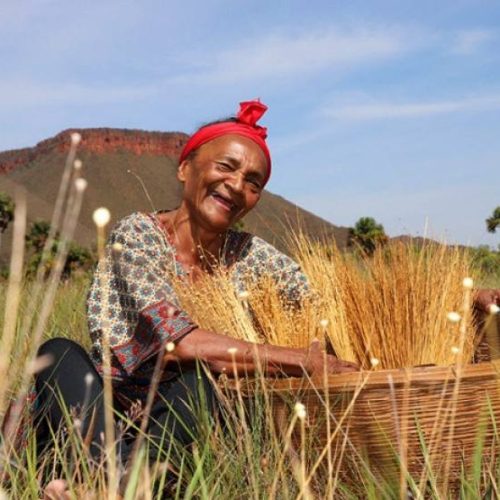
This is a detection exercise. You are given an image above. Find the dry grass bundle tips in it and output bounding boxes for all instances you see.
[174,235,477,370]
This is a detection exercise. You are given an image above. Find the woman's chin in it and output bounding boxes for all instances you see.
[198,207,236,232]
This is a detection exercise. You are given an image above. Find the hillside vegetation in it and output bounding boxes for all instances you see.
[0,128,350,265]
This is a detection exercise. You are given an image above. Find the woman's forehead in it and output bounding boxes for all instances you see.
[197,134,267,165]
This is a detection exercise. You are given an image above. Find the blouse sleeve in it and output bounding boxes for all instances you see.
[238,235,311,305]
[87,213,197,376]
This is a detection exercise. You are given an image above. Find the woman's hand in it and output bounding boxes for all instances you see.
[305,339,359,375]
[474,289,500,314]
[171,328,359,377]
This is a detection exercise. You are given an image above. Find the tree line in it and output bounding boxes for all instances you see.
[347,210,500,282]
[0,192,94,279]
[0,191,499,278]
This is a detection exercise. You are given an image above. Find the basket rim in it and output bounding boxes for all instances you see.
[220,360,500,395]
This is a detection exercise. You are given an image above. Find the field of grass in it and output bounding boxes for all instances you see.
[1,139,500,498]
[0,235,499,498]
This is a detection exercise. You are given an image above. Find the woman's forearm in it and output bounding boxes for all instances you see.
[168,328,310,376]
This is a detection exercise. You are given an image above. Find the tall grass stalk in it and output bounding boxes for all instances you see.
[0,140,88,474]
[0,190,26,422]
[94,207,119,499]
[18,137,82,351]
[12,176,87,419]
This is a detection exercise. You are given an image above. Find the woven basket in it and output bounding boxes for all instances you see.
[221,315,500,493]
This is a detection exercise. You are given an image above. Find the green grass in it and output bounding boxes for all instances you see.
[1,279,500,499]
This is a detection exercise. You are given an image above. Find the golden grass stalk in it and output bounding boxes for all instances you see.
[93,206,119,499]
[0,190,26,421]
[18,137,83,342]
[0,139,88,468]
[11,177,87,417]
[173,269,323,351]
[174,233,476,370]
[292,234,477,369]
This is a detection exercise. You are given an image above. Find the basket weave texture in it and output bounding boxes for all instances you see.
[222,321,500,491]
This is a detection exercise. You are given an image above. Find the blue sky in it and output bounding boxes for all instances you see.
[1,0,499,246]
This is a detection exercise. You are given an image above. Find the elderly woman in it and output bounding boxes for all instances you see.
[39,101,361,498]
[40,100,500,498]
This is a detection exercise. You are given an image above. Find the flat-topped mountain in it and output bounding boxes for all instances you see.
[0,128,189,175]
[0,128,350,261]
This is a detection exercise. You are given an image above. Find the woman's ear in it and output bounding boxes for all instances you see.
[177,160,189,183]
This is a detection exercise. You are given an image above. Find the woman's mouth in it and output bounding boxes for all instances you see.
[210,192,237,212]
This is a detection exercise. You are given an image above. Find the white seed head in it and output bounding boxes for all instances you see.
[70,132,82,145]
[84,372,94,386]
[74,178,88,193]
[74,159,83,170]
[446,311,461,323]
[93,207,111,227]
[111,242,123,254]
[370,357,380,367]
[227,347,238,355]
[294,402,307,420]
[73,418,82,431]
[319,319,329,329]
[463,277,474,289]
[238,290,250,300]
[489,304,500,315]
[165,342,175,353]
[451,346,460,355]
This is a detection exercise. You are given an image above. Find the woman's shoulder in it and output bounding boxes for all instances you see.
[106,212,174,259]
[112,211,157,232]
[111,211,168,240]
[224,229,272,257]
[226,229,294,267]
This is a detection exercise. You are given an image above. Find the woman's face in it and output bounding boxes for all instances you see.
[178,134,268,232]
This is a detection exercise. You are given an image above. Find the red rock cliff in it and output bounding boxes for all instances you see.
[0,128,189,174]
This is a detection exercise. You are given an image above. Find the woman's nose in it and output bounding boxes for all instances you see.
[225,172,244,193]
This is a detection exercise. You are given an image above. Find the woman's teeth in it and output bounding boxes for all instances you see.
[212,193,235,210]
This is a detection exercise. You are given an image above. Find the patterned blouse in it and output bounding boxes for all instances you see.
[87,211,309,407]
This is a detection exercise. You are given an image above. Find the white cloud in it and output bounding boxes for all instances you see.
[174,26,416,85]
[324,94,500,121]
[451,29,495,55]
[0,81,154,107]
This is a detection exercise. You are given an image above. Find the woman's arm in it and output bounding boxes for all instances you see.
[166,328,358,376]
[475,289,500,313]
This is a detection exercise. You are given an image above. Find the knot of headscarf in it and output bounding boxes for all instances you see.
[179,100,272,185]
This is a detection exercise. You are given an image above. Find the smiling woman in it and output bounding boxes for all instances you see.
[177,134,267,233]
[37,100,358,499]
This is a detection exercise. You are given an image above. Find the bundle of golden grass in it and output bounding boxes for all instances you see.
[293,235,478,369]
[173,270,323,349]
[174,235,478,370]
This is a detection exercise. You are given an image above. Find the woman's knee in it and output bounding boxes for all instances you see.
[36,337,100,394]
[38,337,85,359]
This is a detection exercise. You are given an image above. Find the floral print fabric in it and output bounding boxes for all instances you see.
[87,211,309,407]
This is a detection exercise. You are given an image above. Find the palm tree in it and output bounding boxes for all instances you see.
[349,216,388,255]
[486,206,500,233]
[26,220,52,252]
[0,192,15,248]
[0,192,14,234]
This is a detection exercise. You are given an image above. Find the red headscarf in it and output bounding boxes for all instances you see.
[179,100,272,185]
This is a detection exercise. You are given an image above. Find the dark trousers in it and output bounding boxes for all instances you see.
[35,337,217,465]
